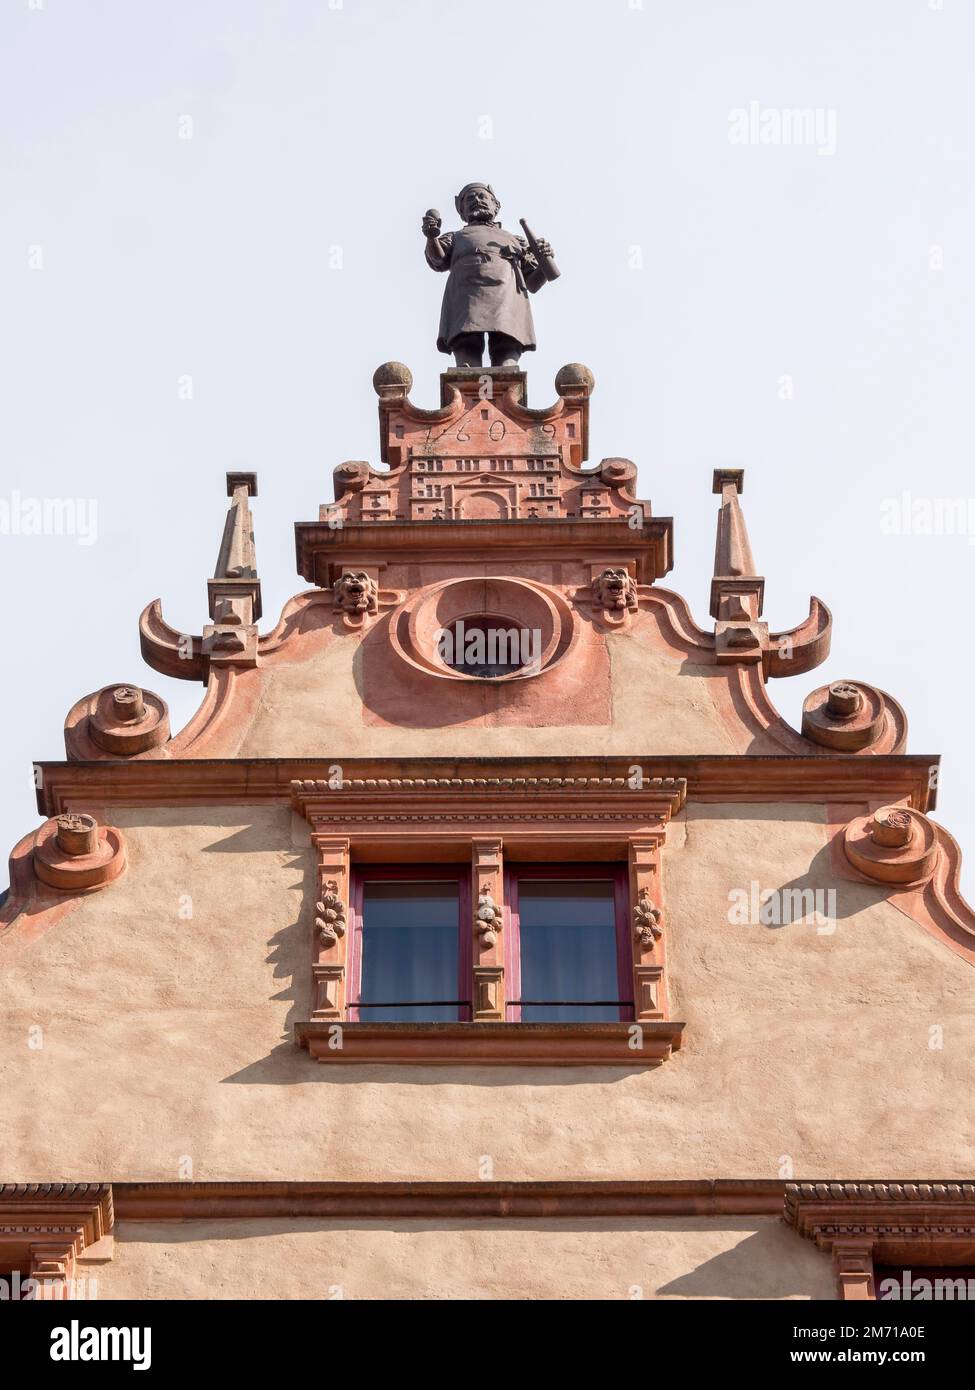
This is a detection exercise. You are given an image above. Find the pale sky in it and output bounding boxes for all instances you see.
[2,0,974,893]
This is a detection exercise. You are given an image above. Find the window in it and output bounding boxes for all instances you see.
[505,867,632,1022]
[348,868,471,1022]
[441,615,533,678]
[346,864,630,1027]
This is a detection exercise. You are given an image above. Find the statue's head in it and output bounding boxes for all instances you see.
[455,182,499,225]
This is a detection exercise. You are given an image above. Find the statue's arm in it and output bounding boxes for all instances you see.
[518,236,549,293]
[422,211,452,271]
[523,258,546,293]
[425,233,452,271]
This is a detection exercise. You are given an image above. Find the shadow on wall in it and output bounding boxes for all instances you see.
[112,807,317,1062]
[747,842,889,931]
[353,609,611,731]
[101,1217,833,1300]
[221,1050,650,1088]
[655,1221,833,1299]
[195,819,316,1044]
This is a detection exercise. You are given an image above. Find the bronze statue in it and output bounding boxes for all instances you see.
[422,183,558,368]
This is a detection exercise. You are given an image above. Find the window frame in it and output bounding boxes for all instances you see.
[347,864,473,1023]
[503,863,633,1023]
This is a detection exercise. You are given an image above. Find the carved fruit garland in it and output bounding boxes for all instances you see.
[476,887,501,947]
[633,887,662,949]
[316,881,347,947]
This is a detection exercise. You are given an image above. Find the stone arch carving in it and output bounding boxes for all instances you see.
[455,490,509,520]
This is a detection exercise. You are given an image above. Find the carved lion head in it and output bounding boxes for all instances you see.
[593,568,637,612]
[334,571,378,614]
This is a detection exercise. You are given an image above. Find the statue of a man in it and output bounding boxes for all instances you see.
[422,183,556,368]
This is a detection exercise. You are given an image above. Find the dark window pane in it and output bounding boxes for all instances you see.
[441,615,534,678]
[359,880,460,1022]
[517,879,619,1022]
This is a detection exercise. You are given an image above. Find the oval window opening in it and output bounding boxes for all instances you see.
[439,615,535,678]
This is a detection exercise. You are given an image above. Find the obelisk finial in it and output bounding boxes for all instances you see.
[208,472,262,627]
[710,469,764,623]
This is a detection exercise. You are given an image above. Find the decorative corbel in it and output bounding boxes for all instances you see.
[832,1241,877,1301]
[472,838,504,1022]
[30,1244,76,1299]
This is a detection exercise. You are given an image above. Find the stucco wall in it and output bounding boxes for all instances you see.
[84,1216,833,1300]
[236,604,744,758]
[1,802,972,1181]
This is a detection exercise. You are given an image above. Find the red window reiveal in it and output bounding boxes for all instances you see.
[347,866,472,1022]
[347,862,632,1025]
[504,865,633,1023]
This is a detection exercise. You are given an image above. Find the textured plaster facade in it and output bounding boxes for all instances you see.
[2,803,972,1184]
[3,366,972,1298]
[88,1217,835,1301]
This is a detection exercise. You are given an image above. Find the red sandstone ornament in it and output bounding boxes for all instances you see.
[64,683,170,759]
[843,805,940,885]
[32,814,126,892]
[633,888,663,949]
[316,881,347,947]
[801,679,905,753]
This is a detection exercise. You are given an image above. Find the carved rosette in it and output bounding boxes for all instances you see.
[843,805,940,885]
[316,880,347,947]
[33,814,126,893]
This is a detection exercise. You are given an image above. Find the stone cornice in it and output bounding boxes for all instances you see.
[784,1180,975,1276]
[111,1179,783,1220]
[293,1019,685,1065]
[33,754,939,816]
[0,1184,114,1271]
[294,518,674,589]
